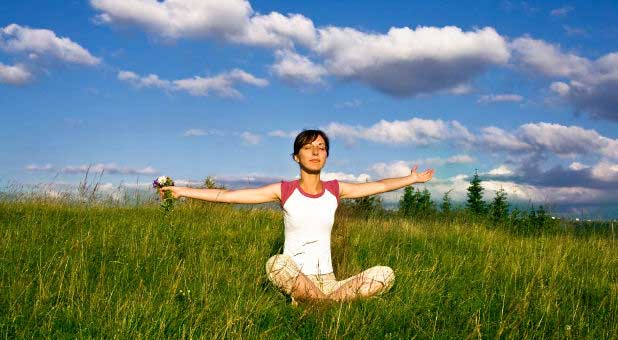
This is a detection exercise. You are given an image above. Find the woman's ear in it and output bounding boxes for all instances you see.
[293,155,299,162]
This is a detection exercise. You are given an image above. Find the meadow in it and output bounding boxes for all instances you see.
[1,197,617,339]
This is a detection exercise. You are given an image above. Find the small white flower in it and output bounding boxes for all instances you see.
[157,176,167,185]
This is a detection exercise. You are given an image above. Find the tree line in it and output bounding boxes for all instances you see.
[341,170,559,234]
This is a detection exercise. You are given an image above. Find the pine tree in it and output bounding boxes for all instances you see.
[441,190,453,214]
[489,187,509,223]
[399,186,416,217]
[466,170,486,215]
[418,188,436,216]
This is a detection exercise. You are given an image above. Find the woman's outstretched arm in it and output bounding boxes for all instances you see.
[159,183,280,204]
[339,165,434,199]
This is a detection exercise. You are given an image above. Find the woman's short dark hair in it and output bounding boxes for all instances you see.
[292,129,330,158]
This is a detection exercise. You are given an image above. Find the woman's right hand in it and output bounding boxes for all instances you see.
[158,186,182,199]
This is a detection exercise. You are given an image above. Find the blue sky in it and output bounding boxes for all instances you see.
[1,0,617,217]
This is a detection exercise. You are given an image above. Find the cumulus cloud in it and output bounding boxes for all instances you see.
[590,160,618,182]
[321,171,370,183]
[90,0,251,40]
[0,62,31,84]
[91,0,316,48]
[512,36,618,121]
[487,165,514,176]
[0,24,101,65]
[323,117,474,146]
[91,1,512,97]
[548,59,618,121]
[477,93,523,104]
[118,68,268,97]
[479,122,618,160]
[314,25,509,97]
[231,12,317,47]
[270,49,326,85]
[510,37,590,78]
[369,155,473,178]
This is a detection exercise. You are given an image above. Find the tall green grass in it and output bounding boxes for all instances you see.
[1,198,617,338]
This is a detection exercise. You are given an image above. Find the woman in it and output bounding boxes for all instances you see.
[159,129,434,303]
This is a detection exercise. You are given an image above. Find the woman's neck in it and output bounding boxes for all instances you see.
[298,171,322,194]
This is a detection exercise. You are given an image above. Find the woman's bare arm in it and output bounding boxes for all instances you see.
[159,183,280,204]
[339,165,434,199]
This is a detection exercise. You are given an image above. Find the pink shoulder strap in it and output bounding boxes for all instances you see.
[323,180,339,203]
[280,180,297,207]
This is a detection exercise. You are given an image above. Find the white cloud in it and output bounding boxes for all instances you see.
[487,165,514,176]
[323,117,474,146]
[90,0,251,40]
[25,163,54,171]
[479,126,532,152]
[518,122,610,157]
[92,1,510,97]
[0,24,101,65]
[118,70,172,89]
[314,25,509,96]
[368,155,472,179]
[183,129,207,137]
[511,36,618,121]
[231,12,317,47]
[369,161,412,178]
[268,129,299,138]
[270,49,326,85]
[0,62,31,84]
[240,131,261,145]
[91,0,316,48]
[548,52,618,121]
[321,171,370,183]
[590,160,618,182]
[480,122,618,160]
[510,37,591,78]
[118,68,268,97]
[60,163,157,175]
[550,6,574,17]
[477,93,523,104]
[568,162,589,171]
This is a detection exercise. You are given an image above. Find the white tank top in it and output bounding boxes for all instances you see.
[280,179,339,275]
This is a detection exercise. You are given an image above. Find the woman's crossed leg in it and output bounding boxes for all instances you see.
[266,254,394,303]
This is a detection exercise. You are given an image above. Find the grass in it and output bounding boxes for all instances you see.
[0,197,617,338]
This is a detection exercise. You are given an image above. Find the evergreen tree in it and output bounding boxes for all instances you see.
[398,186,416,217]
[418,188,436,216]
[489,187,509,223]
[466,170,486,215]
[440,190,453,214]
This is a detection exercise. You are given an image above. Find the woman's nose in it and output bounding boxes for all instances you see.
[311,146,319,155]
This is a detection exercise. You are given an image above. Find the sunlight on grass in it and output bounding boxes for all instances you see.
[1,198,617,338]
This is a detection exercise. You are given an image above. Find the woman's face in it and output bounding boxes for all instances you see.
[295,135,328,173]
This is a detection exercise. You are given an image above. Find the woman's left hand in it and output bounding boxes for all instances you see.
[409,165,435,183]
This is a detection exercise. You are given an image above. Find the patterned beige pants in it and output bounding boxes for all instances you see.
[265,254,395,300]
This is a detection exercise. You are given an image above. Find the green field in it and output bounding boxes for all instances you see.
[1,198,617,339]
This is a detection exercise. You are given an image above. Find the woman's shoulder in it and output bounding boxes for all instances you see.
[322,179,339,199]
